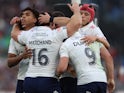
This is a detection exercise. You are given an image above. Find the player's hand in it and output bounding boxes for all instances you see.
[67,2,80,13]
[22,47,32,59]
[10,16,20,25]
[38,12,50,24]
[81,35,96,45]
[107,79,115,93]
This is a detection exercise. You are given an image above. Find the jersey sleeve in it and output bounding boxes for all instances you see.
[18,31,28,45]
[8,38,17,55]
[59,43,69,58]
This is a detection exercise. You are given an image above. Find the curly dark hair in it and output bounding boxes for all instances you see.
[20,7,40,26]
[17,7,39,30]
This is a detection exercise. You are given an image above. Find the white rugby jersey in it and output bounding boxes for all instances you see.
[78,21,106,38]
[59,33,107,85]
[60,32,82,78]
[18,26,68,77]
[8,38,29,80]
[60,22,106,78]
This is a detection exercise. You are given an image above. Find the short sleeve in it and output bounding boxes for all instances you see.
[59,43,69,57]
[8,38,17,55]
[18,31,28,45]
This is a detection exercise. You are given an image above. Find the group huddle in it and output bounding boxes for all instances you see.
[8,2,115,93]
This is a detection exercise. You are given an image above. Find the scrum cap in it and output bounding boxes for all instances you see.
[80,4,95,22]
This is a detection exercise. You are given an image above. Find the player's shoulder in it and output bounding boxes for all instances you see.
[10,38,17,44]
[62,38,72,47]
[10,38,23,46]
[89,22,101,32]
[37,26,51,30]
[54,26,66,32]
[95,26,102,31]
[28,26,52,32]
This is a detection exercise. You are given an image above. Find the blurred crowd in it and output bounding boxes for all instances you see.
[0,0,124,92]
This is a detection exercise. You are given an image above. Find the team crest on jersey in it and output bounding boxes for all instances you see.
[90,25,95,29]
[53,90,59,93]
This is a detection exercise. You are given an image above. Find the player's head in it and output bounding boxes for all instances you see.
[20,7,39,30]
[52,11,65,18]
[80,4,95,26]
[50,11,65,29]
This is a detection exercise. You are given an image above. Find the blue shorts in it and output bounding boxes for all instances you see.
[24,77,61,93]
[16,80,24,93]
[59,77,77,93]
[77,82,107,93]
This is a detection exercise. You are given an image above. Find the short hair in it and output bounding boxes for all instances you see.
[52,11,65,17]
[52,11,65,28]
[20,7,40,26]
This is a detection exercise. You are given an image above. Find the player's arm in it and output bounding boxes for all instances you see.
[67,63,76,77]
[56,41,70,76]
[7,39,22,67]
[66,3,82,37]
[38,12,70,26]
[7,47,32,68]
[53,17,70,26]
[38,2,82,35]
[100,46,115,93]
[96,37,110,49]
[8,53,24,68]
[96,27,110,48]
[56,57,69,76]
[83,35,110,49]
[10,16,20,41]
[11,24,21,42]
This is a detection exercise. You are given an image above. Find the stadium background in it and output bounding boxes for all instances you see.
[0,0,124,92]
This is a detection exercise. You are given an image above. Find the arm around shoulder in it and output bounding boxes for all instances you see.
[100,46,115,92]
[96,36,110,49]
[7,53,24,68]
[66,3,82,37]
[56,57,69,76]
[11,24,21,42]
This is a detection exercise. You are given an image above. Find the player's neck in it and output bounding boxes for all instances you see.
[24,24,35,30]
[82,22,89,27]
